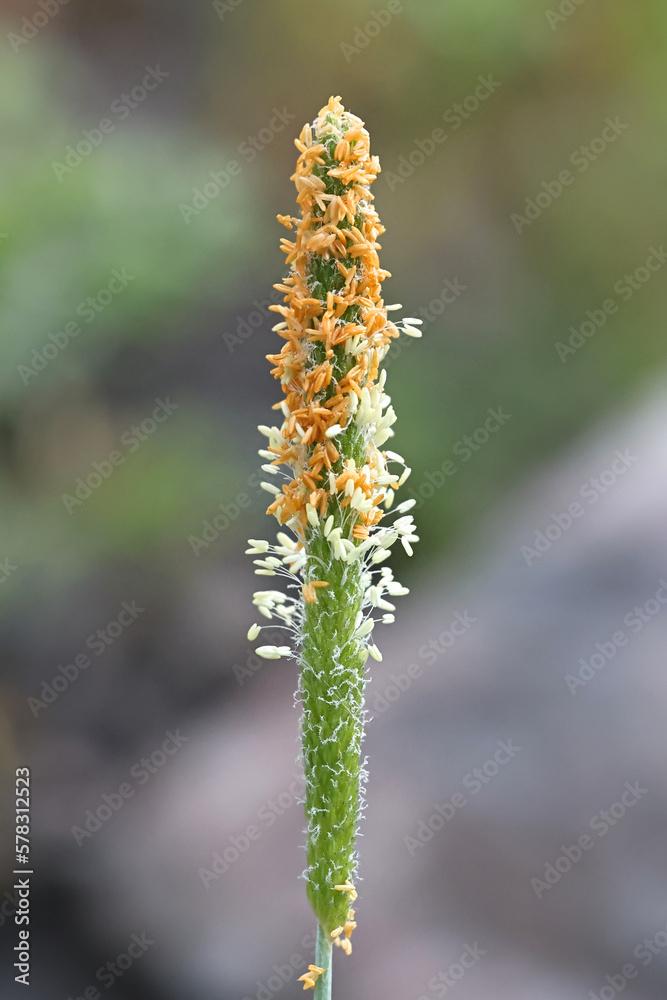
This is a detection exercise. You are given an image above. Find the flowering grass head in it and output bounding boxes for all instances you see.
[246,96,421,988]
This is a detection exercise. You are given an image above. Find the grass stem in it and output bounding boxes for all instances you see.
[313,923,332,1000]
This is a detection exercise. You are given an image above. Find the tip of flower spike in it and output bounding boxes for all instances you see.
[318,95,345,118]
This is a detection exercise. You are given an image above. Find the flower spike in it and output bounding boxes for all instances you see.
[248,96,421,993]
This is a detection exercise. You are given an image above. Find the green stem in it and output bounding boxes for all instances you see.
[313,923,333,1000]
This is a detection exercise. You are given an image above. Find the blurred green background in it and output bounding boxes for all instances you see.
[2,0,667,996]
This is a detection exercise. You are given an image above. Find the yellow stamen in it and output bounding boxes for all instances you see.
[298,965,325,990]
[334,882,358,901]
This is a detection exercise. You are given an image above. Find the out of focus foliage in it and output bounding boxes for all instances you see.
[0,42,252,602]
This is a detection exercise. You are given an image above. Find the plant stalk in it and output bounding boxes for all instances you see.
[313,923,333,1000]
